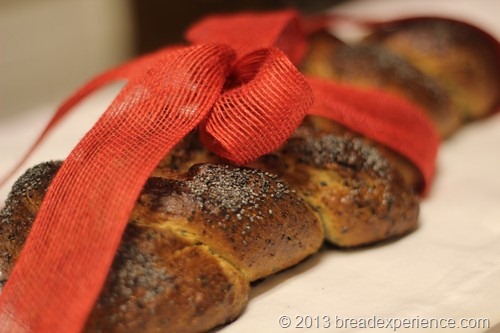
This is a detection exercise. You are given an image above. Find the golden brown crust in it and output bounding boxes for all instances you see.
[85,225,249,333]
[365,18,500,122]
[251,117,420,247]
[0,160,323,332]
[138,164,324,281]
[301,31,461,138]
[294,116,423,191]
[153,118,420,247]
[0,161,63,284]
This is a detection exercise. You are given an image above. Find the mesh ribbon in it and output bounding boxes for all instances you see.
[0,10,438,333]
[307,78,439,193]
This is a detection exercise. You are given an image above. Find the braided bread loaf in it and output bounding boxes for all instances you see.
[0,15,498,333]
[301,17,500,139]
[0,114,418,332]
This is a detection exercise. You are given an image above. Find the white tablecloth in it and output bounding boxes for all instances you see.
[1,0,499,332]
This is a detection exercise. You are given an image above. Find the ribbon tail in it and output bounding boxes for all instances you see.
[0,47,179,188]
[0,44,234,333]
[306,77,439,194]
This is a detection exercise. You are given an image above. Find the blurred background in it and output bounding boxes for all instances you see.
[0,0,343,119]
[2,0,497,120]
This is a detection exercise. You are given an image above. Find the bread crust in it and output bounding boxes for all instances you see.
[365,18,500,122]
[137,164,324,281]
[85,225,250,333]
[301,31,461,138]
[0,160,324,332]
[252,117,420,247]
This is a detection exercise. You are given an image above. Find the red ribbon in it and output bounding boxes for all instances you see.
[0,10,438,333]
[307,78,439,193]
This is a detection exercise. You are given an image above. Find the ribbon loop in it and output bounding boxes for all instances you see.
[201,47,313,164]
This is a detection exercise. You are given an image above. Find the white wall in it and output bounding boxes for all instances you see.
[0,0,134,117]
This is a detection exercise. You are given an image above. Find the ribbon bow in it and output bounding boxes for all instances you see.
[0,10,438,333]
[0,10,312,333]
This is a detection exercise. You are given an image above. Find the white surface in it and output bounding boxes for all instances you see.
[220,114,500,333]
[1,0,499,332]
